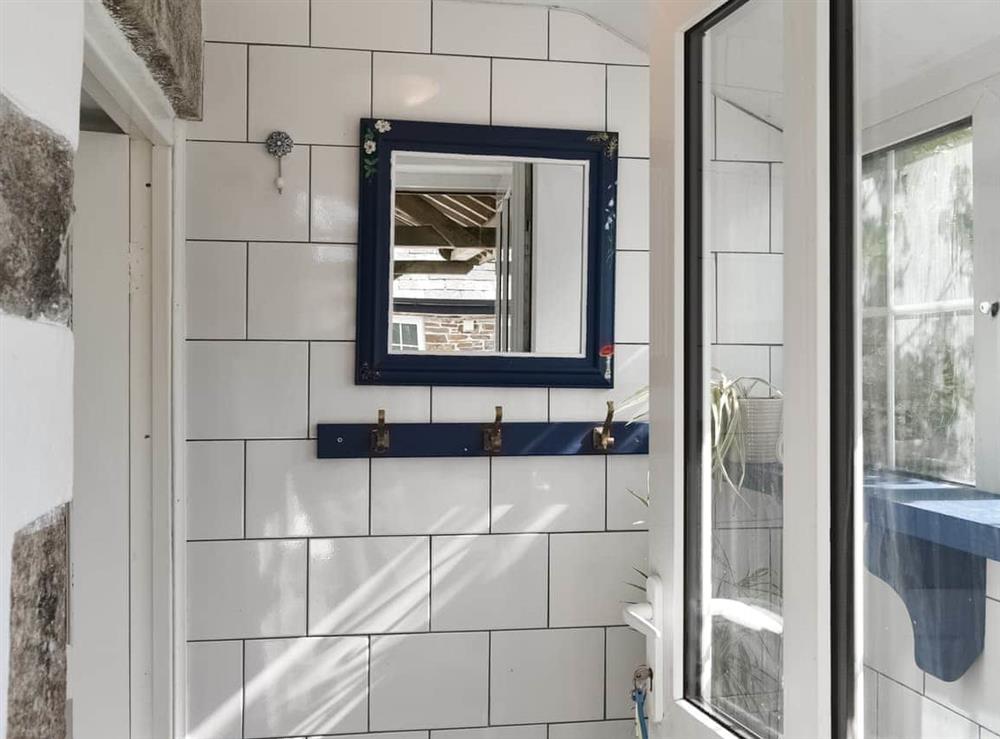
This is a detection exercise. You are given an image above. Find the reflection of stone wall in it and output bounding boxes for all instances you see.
[103,0,203,118]
[6,505,69,739]
[400,313,496,352]
[0,94,74,325]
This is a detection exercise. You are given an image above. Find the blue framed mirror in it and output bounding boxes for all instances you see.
[355,118,619,387]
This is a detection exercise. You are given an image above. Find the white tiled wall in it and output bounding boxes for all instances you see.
[185,2,649,736]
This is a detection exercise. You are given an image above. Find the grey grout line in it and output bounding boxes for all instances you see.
[205,38,650,68]
[187,529,647,545]
[190,625,618,644]
[242,441,248,538]
[241,639,247,738]
[429,0,434,53]
[367,635,372,731]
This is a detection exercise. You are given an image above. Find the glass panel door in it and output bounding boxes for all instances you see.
[685,1,786,736]
[856,2,1000,737]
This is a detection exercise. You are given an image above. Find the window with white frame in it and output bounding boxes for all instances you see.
[391,316,425,352]
[861,121,975,484]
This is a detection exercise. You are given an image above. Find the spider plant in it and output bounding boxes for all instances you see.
[618,371,780,495]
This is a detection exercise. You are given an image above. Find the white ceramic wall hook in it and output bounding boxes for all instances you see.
[265,130,294,194]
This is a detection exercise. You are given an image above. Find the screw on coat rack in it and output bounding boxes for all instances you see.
[265,130,294,194]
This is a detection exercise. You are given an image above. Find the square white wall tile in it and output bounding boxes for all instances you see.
[188,43,247,142]
[186,641,243,739]
[606,627,646,720]
[245,441,368,538]
[716,253,783,344]
[710,345,771,394]
[983,729,1000,739]
[990,560,1000,600]
[244,636,368,737]
[309,342,430,427]
[432,1,546,59]
[371,457,489,535]
[716,98,782,163]
[371,632,489,731]
[202,0,309,44]
[549,11,647,65]
[548,721,634,739]
[864,573,924,693]
[926,599,1000,734]
[606,455,649,531]
[864,667,877,739]
[706,161,770,253]
[431,534,547,631]
[549,344,648,422]
[373,53,491,125]
[248,243,355,340]
[607,66,649,158]
[187,539,306,639]
[490,628,603,724]
[433,728,546,739]
[187,142,309,242]
[770,164,783,253]
[186,241,247,339]
[877,674,978,739]
[617,159,649,251]
[770,346,784,394]
[311,146,359,243]
[714,527,771,601]
[309,537,430,634]
[491,60,604,130]
[312,0,430,52]
[187,440,244,540]
[186,341,308,439]
[549,532,647,627]
[491,456,604,533]
[430,387,547,422]
[248,46,370,145]
[615,251,648,343]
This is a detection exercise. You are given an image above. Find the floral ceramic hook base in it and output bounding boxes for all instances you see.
[265,130,294,194]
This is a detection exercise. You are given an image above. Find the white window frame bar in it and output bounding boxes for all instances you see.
[649,0,834,737]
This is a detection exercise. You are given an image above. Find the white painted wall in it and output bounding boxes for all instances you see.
[0,315,75,731]
[0,0,84,147]
[0,1,83,730]
[183,1,649,736]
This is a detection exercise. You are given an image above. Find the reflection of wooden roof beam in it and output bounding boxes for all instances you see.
[396,193,482,248]
[395,225,496,248]
[394,250,490,276]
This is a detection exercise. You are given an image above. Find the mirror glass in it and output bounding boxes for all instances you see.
[390,151,589,356]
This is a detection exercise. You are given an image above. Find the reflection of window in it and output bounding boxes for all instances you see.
[391,317,425,351]
[861,122,974,484]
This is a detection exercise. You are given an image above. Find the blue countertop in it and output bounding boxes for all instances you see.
[864,472,1000,562]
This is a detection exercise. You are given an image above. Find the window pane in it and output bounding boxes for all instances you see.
[690,2,784,736]
[892,127,974,307]
[894,311,975,483]
[861,152,889,308]
[861,317,890,470]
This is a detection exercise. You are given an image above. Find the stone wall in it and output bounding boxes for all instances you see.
[103,0,203,119]
[0,94,74,325]
[5,507,69,739]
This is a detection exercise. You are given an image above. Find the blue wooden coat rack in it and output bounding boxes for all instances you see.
[317,404,649,459]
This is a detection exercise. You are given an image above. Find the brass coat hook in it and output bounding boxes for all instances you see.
[371,409,390,454]
[593,400,615,451]
[483,405,503,454]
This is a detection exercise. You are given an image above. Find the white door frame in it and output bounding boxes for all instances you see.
[648,0,834,736]
[80,0,186,734]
